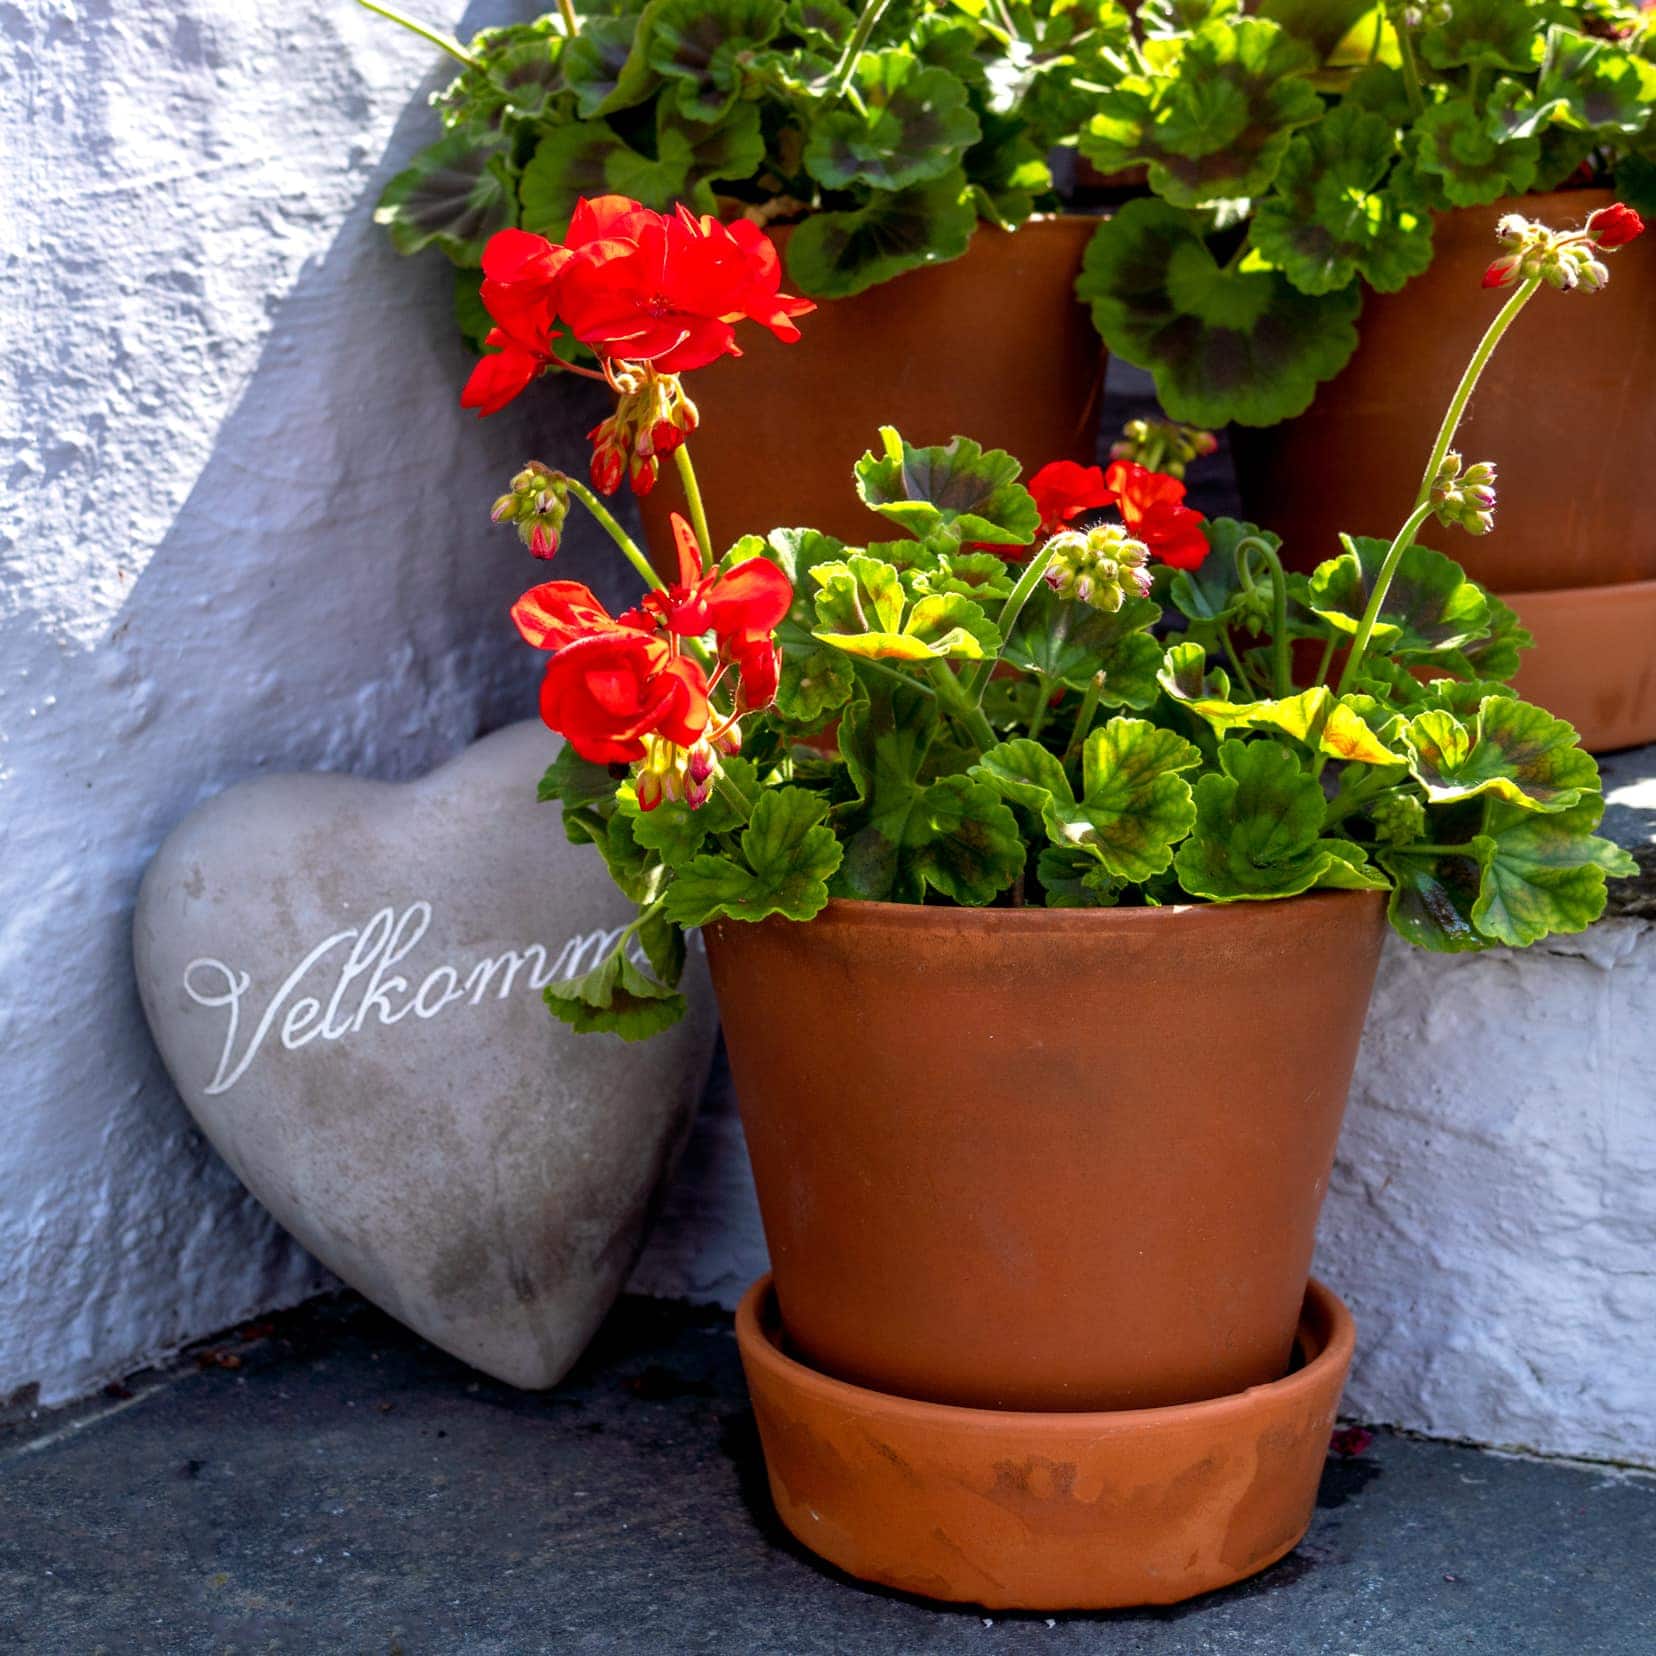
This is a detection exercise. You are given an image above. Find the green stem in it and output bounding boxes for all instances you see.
[1413,274,1543,515]
[355,0,483,69]
[1332,500,1435,698]
[1310,631,1339,690]
[557,0,580,35]
[1236,536,1291,699]
[929,662,998,754]
[1394,12,1426,117]
[1025,675,1057,743]
[828,0,896,99]
[967,543,1058,704]
[714,768,754,822]
[562,475,664,593]
[1219,623,1254,695]
[1062,675,1105,766]
[1322,773,1407,829]
[673,444,715,571]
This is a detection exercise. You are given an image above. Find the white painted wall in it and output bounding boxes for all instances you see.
[0,0,636,1408]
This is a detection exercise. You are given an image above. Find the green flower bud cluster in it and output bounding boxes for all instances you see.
[1484,215,1611,293]
[491,461,569,560]
[1042,524,1152,614]
[1429,451,1497,537]
[1108,417,1218,480]
[1370,791,1427,847]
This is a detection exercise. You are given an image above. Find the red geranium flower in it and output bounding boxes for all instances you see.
[1028,460,1113,537]
[556,198,814,374]
[511,580,649,653]
[539,630,711,765]
[1586,202,1645,249]
[461,229,573,415]
[1104,460,1210,570]
[643,513,793,642]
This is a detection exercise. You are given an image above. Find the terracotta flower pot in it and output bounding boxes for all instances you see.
[737,1273,1357,1609]
[704,890,1387,1413]
[636,216,1105,561]
[1230,188,1656,750]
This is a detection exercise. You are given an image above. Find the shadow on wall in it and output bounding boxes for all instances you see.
[0,0,638,1408]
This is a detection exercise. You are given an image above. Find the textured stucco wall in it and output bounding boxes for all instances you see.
[0,0,637,1407]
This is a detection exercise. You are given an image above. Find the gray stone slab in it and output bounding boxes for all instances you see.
[1600,743,1656,918]
[2,1294,1652,1656]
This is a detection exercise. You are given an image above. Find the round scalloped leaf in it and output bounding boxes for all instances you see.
[812,553,1001,660]
[1079,19,1321,207]
[904,776,1027,905]
[854,428,1039,547]
[1077,199,1361,427]
[764,528,858,724]
[649,0,786,122]
[965,109,1054,231]
[374,132,516,265]
[1065,719,1202,882]
[1379,845,1491,952]
[612,104,767,213]
[1411,89,1539,208]
[562,12,664,119]
[1401,698,1600,814]
[1252,106,1433,296]
[786,0,854,51]
[1506,26,1656,140]
[664,787,842,925]
[543,946,688,1041]
[1257,0,1377,63]
[785,170,978,298]
[519,125,629,237]
[1471,798,1637,948]
[1173,738,1333,899]
[432,25,566,131]
[1003,588,1163,706]
[1308,536,1491,658]
[803,50,979,191]
[1419,0,1538,73]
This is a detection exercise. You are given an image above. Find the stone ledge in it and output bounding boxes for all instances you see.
[1601,743,1656,918]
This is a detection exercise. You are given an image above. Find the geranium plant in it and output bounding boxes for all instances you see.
[360,0,1116,331]
[1075,0,1656,425]
[468,192,1639,1038]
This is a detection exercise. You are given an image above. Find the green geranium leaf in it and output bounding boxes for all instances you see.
[539,746,621,809]
[1080,19,1321,206]
[1437,592,1533,684]
[562,13,662,119]
[1258,0,1375,62]
[520,124,627,236]
[1174,738,1348,900]
[619,758,746,864]
[804,50,979,191]
[964,108,1054,230]
[1510,27,1656,140]
[896,547,1018,605]
[1617,153,1656,219]
[1412,90,1539,208]
[1252,106,1432,296]
[1472,798,1638,947]
[664,787,841,925]
[1036,846,1121,907]
[854,428,1039,548]
[1141,0,1243,33]
[813,554,1000,660]
[1077,199,1361,427]
[763,528,858,724]
[1380,842,1489,952]
[1157,645,1405,765]
[636,903,687,988]
[785,169,978,298]
[786,0,854,51]
[1419,0,1537,73]
[1402,697,1600,813]
[1167,518,1276,629]
[544,943,687,1041]
[1308,536,1491,659]
[649,0,785,121]
[375,132,515,265]
[432,24,566,131]
[972,736,1075,815]
[625,103,768,212]
[1004,587,1163,706]
[832,680,1021,904]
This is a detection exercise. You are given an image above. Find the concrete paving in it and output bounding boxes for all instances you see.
[2,1294,1652,1655]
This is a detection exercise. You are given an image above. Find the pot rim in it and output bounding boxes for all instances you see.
[737,1273,1355,1432]
[708,887,1385,936]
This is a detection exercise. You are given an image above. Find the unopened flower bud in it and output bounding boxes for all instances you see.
[529,520,559,559]
[712,722,742,758]
[1431,455,1497,536]
[1585,202,1644,250]
[1372,792,1427,846]
[1042,525,1153,614]
[490,460,569,558]
[686,744,716,786]
[636,769,665,813]
[591,444,624,495]
[490,493,517,523]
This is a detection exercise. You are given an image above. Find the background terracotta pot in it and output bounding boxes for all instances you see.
[705,891,1387,1413]
[636,215,1105,561]
[1232,189,1656,590]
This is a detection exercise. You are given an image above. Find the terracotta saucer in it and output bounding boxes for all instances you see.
[1507,580,1656,755]
[735,1274,1356,1611]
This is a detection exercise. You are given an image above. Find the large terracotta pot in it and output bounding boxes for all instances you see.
[636,215,1105,559]
[704,890,1387,1413]
[1231,188,1656,750]
[1232,189,1656,589]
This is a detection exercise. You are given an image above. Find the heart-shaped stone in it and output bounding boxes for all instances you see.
[134,721,716,1388]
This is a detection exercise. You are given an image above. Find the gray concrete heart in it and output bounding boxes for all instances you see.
[134,721,716,1388]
